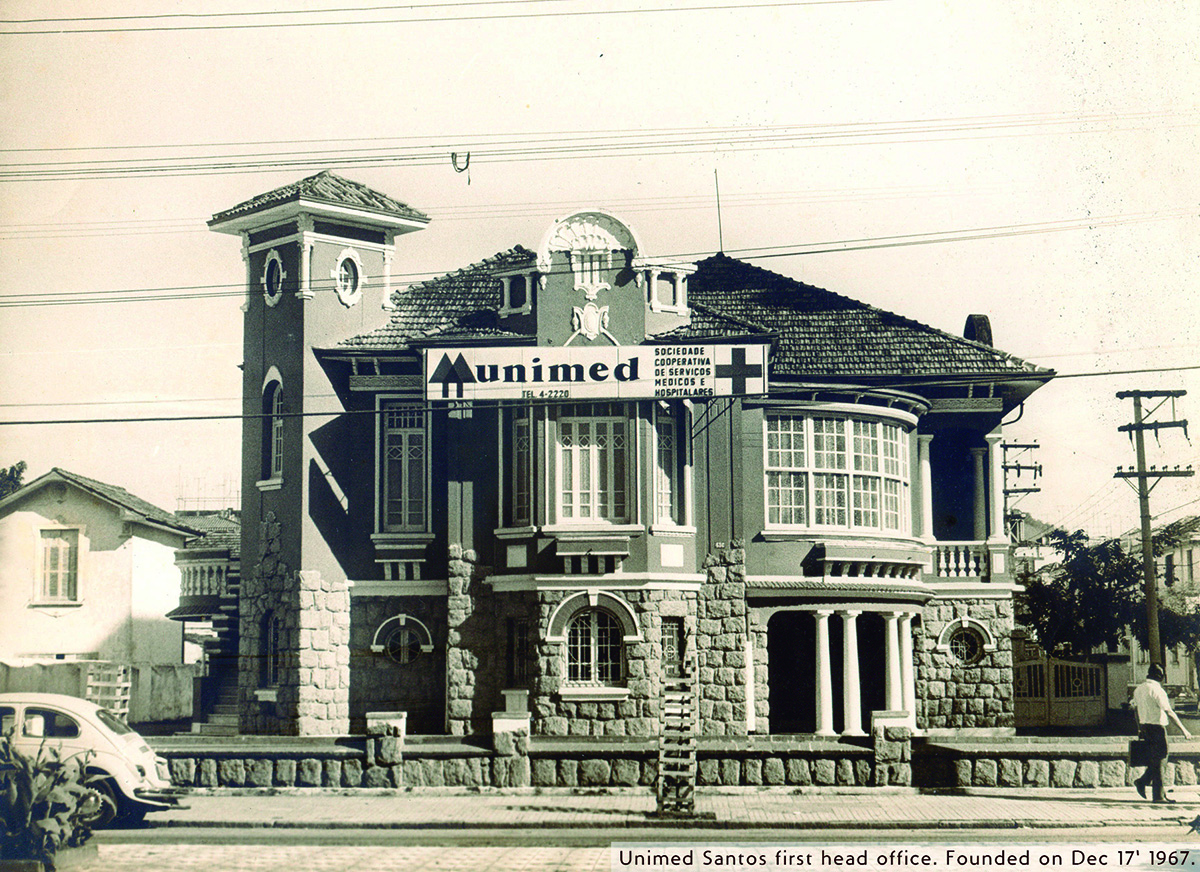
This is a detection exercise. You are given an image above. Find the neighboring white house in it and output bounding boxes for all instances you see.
[0,468,201,722]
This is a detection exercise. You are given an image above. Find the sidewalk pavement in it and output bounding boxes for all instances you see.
[145,785,1200,832]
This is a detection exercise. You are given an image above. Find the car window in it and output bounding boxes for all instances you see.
[0,706,14,736]
[23,708,81,739]
[95,708,133,735]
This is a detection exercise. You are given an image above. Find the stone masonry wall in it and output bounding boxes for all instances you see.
[446,545,497,736]
[696,542,749,736]
[238,512,293,735]
[916,596,1015,730]
[529,589,695,738]
[293,569,350,735]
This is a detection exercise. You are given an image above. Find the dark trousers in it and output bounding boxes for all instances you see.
[1136,724,1169,800]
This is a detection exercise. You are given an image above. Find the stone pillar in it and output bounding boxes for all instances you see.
[814,609,836,737]
[839,610,865,736]
[970,446,988,542]
[294,569,350,736]
[491,713,531,788]
[871,711,912,786]
[884,612,903,712]
[446,544,482,736]
[917,434,934,541]
[986,430,1005,542]
[364,712,406,788]
[698,542,748,737]
[900,613,916,729]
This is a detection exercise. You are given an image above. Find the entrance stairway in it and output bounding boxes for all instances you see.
[656,657,698,816]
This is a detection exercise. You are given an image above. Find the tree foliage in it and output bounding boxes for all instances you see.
[0,460,26,500]
[1018,525,1200,659]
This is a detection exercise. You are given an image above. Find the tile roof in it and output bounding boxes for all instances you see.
[339,247,536,349]
[210,171,429,226]
[6,468,202,535]
[336,244,1049,381]
[686,254,1050,380]
[177,510,241,553]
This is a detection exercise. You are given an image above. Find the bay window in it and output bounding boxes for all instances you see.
[765,413,910,533]
[556,403,629,524]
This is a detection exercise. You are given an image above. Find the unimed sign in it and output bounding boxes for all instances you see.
[424,344,768,402]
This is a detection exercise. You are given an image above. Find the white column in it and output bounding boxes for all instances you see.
[917,434,934,542]
[648,270,658,309]
[839,610,865,736]
[884,612,903,712]
[814,610,836,736]
[986,430,1005,542]
[900,613,916,728]
[970,446,988,541]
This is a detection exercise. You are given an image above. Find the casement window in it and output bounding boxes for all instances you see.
[38,529,79,603]
[261,381,284,481]
[381,402,427,531]
[566,608,624,685]
[510,413,532,526]
[556,404,630,524]
[506,617,530,687]
[654,408,683,525]
[262,610,283,687]
[765,414,910,533]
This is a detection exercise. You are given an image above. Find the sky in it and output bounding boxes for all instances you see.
[0,0,1197,539]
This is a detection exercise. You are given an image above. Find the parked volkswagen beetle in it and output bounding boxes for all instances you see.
[0,692,185,827]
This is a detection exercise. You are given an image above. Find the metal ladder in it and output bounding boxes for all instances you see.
[656,657,698,816]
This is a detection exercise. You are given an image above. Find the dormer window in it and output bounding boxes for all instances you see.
[499,272,535,316]
[646,270,687,313]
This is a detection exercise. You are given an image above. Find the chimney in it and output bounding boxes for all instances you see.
[964,314,993,346]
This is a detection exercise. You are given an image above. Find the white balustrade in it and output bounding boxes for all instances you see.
[933,542,989,578]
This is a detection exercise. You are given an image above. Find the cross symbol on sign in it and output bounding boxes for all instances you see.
[714,347,764,395]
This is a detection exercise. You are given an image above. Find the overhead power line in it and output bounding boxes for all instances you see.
[0,0,888,36]
[1,110,1193,182]
[0,208,1192,308]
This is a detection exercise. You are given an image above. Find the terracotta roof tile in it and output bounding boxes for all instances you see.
[45,469,200,535]
[210,171,429,226]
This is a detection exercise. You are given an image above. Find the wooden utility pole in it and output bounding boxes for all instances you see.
[1114,389,1192,667]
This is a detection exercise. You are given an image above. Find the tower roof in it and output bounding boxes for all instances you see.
[209,171,429,234]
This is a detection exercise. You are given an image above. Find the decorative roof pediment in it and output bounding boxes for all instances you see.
[536,210,641,273]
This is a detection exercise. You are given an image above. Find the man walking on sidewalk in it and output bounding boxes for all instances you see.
[1133,663,1192,803]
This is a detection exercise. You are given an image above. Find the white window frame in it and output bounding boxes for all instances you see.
[258,374,285,490]
[379,400,429,533]
[35,526,82,605]
[499,271,535,317]
[510,412,533,527]
[554,404,632,525]
[764,413,911,534]
[653,404,683,526]
[646,269,687,314]
[565,608,625,686]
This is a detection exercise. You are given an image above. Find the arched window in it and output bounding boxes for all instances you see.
[261,381,284,481]
[566,608,624,685]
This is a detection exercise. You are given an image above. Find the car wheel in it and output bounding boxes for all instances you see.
[79,778,120,829]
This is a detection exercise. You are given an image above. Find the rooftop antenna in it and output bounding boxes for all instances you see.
[714,168,725,253]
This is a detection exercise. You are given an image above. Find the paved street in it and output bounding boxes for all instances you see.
[73,786,1200,871]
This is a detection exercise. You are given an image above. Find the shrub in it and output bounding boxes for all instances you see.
[0,736,100,870]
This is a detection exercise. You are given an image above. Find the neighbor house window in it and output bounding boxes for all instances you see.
[765,414,910,533]
[381,402,427,531]
[566,608,623,684]
[556,404,629,524]
[38,529,79,603]
[261,381,284,481]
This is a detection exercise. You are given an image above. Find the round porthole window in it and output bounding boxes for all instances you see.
[948,625,985,665]
[333,249,363,307]
[383,627,423,664]
[262,250,285,306]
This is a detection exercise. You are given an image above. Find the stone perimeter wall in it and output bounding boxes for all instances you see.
[157,737,1187,790]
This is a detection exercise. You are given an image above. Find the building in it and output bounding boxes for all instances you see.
[170,509,241,733]
[0,468,200,722]
[208,171,1053,743]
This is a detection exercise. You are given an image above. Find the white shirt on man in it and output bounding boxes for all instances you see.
[1133,679,1171,727]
